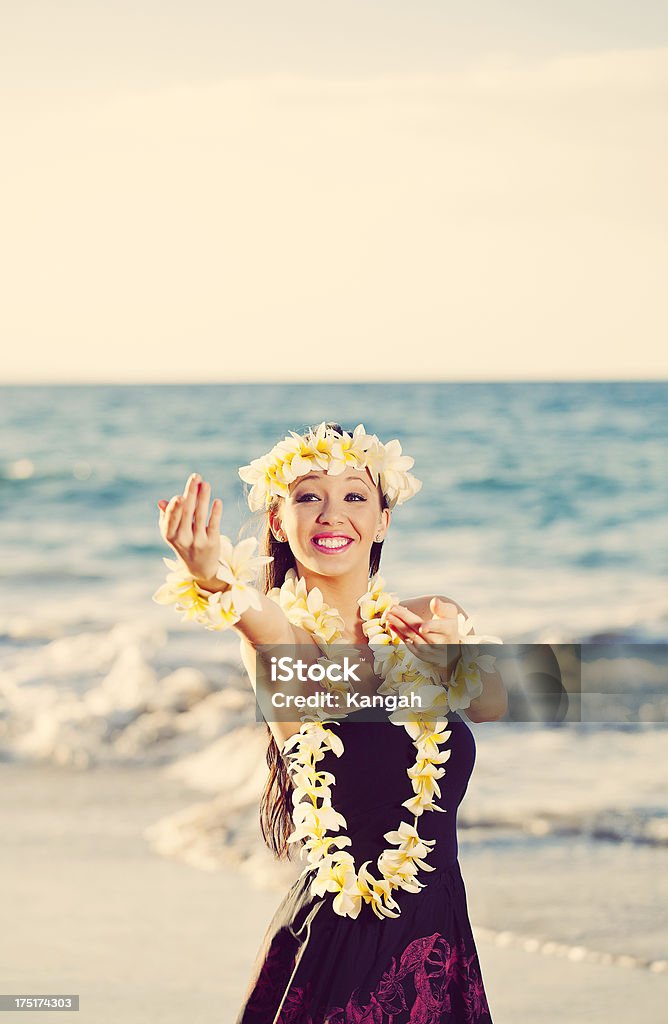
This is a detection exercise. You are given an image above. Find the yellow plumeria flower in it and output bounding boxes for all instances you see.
[302,834,352,865]
[289,763,336,786]
[268,570,345,642]
[377,850,425,893]
[335,423,374,472]
[356,862,401,919]
[291,801,348,840]
[152,559,214,619]
[407,761,446,806]
[373,438,422,507]
[383,822,436,869]
[404,718,451,753]
[446,617,503,709]
[201,589,245,630]
[311,853,363,919]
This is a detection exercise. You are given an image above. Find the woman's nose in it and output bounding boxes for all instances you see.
[316,502,345,524]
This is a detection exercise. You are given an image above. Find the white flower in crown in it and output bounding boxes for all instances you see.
[238,422,422,511]
[238,447,296,509]
[363,434,423,508]
[333,423,376,471]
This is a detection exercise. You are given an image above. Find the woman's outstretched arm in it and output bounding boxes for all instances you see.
[157,473,293,648]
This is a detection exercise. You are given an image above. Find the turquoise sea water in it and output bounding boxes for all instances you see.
[1,381,666,646]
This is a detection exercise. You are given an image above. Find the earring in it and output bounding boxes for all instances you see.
[375,533,383,542]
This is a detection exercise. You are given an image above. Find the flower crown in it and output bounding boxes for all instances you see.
[238,422,422,512]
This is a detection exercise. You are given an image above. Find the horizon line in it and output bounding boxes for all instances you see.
[1,377,667,387]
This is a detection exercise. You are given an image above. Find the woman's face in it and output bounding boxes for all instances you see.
[272,467,390,578]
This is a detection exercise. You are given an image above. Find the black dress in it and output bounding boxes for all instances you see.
[235,708,493,1024]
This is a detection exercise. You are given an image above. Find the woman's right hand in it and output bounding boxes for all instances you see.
[157,473,224,583]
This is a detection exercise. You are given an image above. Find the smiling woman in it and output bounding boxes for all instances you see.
[153,421,504,1023]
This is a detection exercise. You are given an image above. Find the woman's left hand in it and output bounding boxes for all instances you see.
[386,599,461,674]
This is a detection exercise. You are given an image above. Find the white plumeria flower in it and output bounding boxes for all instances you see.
[283,721,345,760]
[407,761,446,806]
[152,556,215,620]
[376,439,419,508]
[404,716,451,747]
[447,660,484,711]
[335,423,375,472]
[311,854,364,919]
[384,821,436,855]
[291,777,333,806]
[358,581,397,624]
[401,791,446,817]
[269,570,346,643]
[215,535,273,585]
[292,801,348,837]
[383,827,436,872]
[289,765,336,794]
[239,450,293,510]
[377,850,425,892]
[358,434,384,487]
[302,834,352,865]
[356,861,402,919]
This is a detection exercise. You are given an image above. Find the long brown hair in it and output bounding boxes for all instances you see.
[243,422,388,861]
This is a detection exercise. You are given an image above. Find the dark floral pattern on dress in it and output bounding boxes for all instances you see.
[239,927,299,1023]
[272,933,491,1024]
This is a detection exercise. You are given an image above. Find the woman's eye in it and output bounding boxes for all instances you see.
[295,492,366,502]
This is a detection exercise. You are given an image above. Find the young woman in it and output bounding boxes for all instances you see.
[155,422,507,1023]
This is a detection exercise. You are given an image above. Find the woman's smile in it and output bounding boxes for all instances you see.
[311,533,355,554]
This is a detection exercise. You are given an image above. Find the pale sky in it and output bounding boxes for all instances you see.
[1,2,667,381]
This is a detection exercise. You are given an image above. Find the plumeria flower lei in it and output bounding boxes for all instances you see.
[154,418,501,920]
[238,422,422,511]
[275,571,503,921]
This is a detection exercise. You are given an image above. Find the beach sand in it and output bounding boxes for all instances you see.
[1,761,666,1024]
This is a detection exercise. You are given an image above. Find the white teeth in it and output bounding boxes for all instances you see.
[314,537,350,549]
